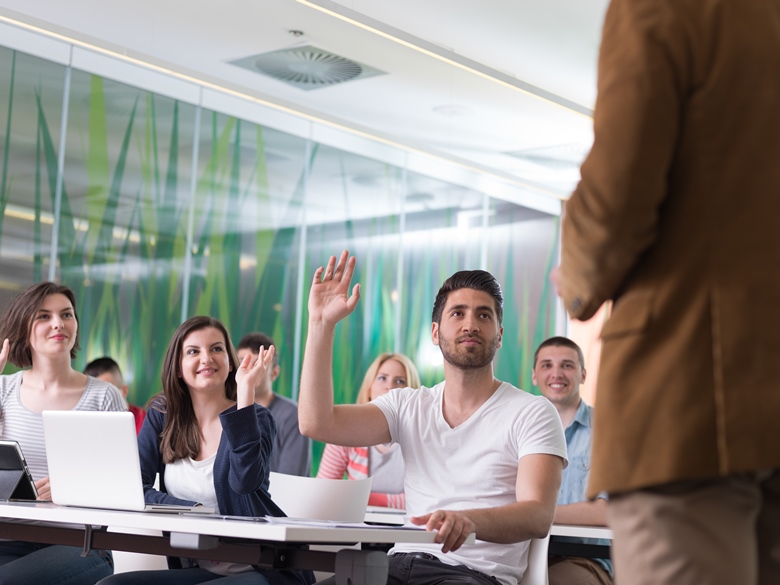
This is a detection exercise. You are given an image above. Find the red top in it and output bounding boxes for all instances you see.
[128,403,146,434]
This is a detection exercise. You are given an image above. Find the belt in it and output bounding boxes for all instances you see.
[391,552,440,562]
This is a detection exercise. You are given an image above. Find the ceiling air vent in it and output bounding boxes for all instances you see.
[229,45,386,91]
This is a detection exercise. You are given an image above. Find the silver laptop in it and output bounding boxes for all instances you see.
[42,410,212,514]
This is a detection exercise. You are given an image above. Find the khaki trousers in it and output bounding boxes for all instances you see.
[607,469,780,585]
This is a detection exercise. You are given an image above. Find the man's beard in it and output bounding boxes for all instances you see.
[438,333,499,370]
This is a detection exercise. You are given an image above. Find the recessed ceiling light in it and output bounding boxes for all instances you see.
[432,104,474,117]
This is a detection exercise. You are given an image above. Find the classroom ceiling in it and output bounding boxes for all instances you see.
[0,0,609,203]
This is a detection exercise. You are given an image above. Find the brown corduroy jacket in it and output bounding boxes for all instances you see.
[560,0,780,497]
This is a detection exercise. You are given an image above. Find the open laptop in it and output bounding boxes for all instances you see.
[42,410,212,514]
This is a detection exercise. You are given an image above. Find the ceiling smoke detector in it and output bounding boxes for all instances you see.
[229,45,385,91]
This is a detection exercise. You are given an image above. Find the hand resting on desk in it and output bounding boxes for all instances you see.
[410,510,475,553]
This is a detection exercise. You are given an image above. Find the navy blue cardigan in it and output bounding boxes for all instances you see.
[139,403,313,585]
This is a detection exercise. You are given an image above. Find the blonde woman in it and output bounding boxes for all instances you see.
[316,352,420,509]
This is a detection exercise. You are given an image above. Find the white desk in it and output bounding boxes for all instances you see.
[549,524,612,540]
[362,511,614,540]
[549,524,613,560]
[0,501,466,583]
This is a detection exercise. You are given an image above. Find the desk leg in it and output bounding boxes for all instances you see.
[334,550,388,585]
[81,525,109,558]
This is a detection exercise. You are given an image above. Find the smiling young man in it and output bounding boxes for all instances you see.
[299,251,567,585]
[532,337,611,585]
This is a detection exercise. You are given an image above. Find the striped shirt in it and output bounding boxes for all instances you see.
[0,371,126,480]
[317,443,406,509]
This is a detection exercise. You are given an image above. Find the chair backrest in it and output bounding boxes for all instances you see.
[518,534,550,585]
[268,471,373,522]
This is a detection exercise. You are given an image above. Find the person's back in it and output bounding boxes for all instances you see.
[559,0,780,583]
[561,0,780,497]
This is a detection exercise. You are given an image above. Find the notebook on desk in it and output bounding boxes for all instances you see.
[42,410,213,514]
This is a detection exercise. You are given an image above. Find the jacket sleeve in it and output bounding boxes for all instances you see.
[560,0,689,320]
[220,404,276,495]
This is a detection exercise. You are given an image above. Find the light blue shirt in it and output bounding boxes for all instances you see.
[554,399,613,575]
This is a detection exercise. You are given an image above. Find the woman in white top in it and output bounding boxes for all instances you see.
[98,316,313,585]
[0,282,125,584]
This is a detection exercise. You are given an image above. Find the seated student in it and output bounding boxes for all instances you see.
[316,352,420,509]
[532,337,612,585]
[98,316,313,585]
[84,356,146,434]
[299,251,567,585]
[0,282,125,585]
[236,332,311,476]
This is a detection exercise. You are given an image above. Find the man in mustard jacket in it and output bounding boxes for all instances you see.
[557,0,780,583]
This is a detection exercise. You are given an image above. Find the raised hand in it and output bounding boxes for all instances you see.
[308,251,360,327]
[0,339,8,373]
[235,346,275,409]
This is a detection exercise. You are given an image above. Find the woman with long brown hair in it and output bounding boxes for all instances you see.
[99,316,313,585]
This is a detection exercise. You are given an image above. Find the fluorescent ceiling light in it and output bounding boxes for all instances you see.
[296,0,593,118]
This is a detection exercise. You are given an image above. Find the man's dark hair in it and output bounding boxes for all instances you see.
[84,356,122,378]
[431,270,503,325]
[237,332,279,367]
[533,336,585,370]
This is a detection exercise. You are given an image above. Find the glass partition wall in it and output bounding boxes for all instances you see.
[0,40,561,472]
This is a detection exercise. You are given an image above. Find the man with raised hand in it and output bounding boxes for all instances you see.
[299,251,567,585]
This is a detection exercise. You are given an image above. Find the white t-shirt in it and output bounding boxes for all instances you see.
[372,381,567,585]
[166,454,254,576]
